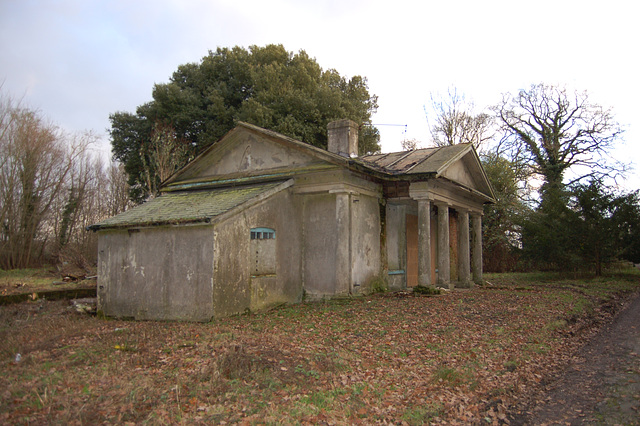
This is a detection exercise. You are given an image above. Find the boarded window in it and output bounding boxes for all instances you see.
[250,227,276,276]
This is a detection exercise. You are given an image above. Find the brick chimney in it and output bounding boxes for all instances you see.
[327,119,358,158]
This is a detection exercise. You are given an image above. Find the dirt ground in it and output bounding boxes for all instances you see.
[509,293,640,424]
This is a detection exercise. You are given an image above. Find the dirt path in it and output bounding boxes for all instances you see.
[510,293,640,424]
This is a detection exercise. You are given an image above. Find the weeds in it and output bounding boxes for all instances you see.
[413,285,441,295]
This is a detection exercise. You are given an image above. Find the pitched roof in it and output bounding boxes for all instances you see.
[89,181,290,231]
[359,144,472,175]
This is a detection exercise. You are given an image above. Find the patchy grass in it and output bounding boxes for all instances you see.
[0,267,95,299]
[0,269,638,424]
[0,268,58,288]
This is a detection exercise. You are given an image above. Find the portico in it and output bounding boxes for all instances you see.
[408,191,484,290]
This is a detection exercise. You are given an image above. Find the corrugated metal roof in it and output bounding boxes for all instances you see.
[89,181,286,230]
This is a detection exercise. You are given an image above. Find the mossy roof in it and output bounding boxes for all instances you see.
[89,181,285,231]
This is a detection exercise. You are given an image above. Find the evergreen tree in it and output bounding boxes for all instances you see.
[110,45,379,202]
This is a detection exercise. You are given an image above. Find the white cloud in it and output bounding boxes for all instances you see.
[0,0,637,188]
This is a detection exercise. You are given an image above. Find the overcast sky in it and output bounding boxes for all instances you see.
[1,0,638,189]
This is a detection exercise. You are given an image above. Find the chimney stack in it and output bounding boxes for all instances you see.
[327,119,358,158]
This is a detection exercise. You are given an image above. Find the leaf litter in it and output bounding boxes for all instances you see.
[0,271,638,424]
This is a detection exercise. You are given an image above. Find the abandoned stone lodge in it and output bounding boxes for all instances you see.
[90,120,495,321]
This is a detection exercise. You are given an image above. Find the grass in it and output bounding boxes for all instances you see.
[0,267,95,299]
[0,268,58,288]
[0,268,638,424]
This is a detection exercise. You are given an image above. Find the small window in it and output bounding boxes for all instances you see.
[251,227,275,240]
[250,227,276,276]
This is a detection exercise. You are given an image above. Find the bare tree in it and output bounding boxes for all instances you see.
[0,98,82,268]
[105,161,132,217]
[400,138,421,151]
[47,154,133,268]
[495,83,625,193]
[139,122,192,199]
[1,88,136,269]
[54,132,99,247]
[428,87,494,149]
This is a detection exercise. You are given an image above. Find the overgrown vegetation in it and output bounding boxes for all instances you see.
[413,285,441,295]
[0,89,131,270]
[2,269,638,424]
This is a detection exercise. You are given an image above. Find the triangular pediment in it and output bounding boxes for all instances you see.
[438,149,495,201]
[165,123,345,186]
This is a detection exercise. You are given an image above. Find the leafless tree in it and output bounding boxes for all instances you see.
[105,161,132,217]
[1,88,135,269]
[0,96,83,268]
[427,87,494,149]
[139,122,192,199]
[400,138,421,151]
[494,83,625,192]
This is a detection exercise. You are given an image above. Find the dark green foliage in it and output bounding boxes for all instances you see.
[110,45,379,202]
[569,180,619,275]
[521,186,581,271]
[521,180,640,275]
[611,191,640,264]
[481,153,528,272]
[413,285,441,295]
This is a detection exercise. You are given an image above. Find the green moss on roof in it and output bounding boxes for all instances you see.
[90,181,285,230]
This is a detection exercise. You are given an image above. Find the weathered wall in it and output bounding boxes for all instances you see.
[97,225,214,321]
[212,188,302,317]
[301,193,339,299]
[350,194,382,293]
[449,211,459,282]
[179,132,324,180]
[385,203,407,291]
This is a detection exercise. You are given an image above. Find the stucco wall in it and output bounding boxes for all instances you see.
[212,188,302,317]
[182,132,323,180]
[301,193,339,298]
[97,225,215,321]
[301,191,382,299]
[386,203,406,291]
[350,194,382,293]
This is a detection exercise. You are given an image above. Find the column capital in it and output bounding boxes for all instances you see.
[433,200,451,208]
[410,193,434,202]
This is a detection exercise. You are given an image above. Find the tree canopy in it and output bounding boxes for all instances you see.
[110,44,380,201]
[495,83,624,194]
[520,180,640,275]
[481,153,528,272]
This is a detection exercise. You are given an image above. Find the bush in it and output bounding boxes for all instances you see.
[413,285,441,295]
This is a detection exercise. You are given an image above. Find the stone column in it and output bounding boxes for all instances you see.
[435,202,451,289]
[457,208,471,288]
[417,199,432,287]
[471,213,483,285]
[335,192,351,294]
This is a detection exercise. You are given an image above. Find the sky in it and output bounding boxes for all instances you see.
[1,0,638,190]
